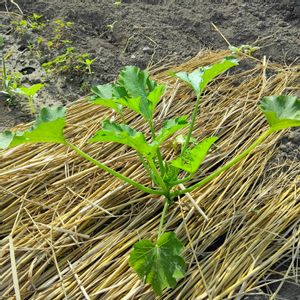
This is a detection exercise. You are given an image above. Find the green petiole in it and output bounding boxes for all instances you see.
[65,141,164,196]
[157,199,170,238]
[149,118,165,176]
[181,94,201,155]
[147,157,169,194]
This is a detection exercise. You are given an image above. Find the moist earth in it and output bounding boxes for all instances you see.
[0,0,300,299]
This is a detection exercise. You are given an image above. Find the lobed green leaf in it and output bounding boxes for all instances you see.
[117,66,156,99]
[90,84,123,112]
[129,232,186,295]
[259,95,300,131]
[0,106,66,150]
[89,120,157,158]
[90,66,166,120]
[175,57,238,96]
[171,136,218,173]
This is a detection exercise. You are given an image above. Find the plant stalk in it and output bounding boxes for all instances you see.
[172,129,272,197]
[149,118,165,175]
[170,173,193,186]
[148,158,169,193]
[158,198,169,238]
[28,96,36,114]
[2,58,7,90]
[137,153,154,180]
[182,93,201,154]
[65,141,164,195]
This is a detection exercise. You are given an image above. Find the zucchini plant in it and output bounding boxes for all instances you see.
[1,58,300,295]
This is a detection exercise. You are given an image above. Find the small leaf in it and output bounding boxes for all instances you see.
[15,83,44,97]
[171,136,218,173]
[147,84,166,112]
[114,97,142,116]
[0,107,66,150]
[35,106,65,124]
[91,97,122,112]
[155,116,189,145]
[129,232,186,295]
[175,57,238,96]
[260,95,300,131]
[89,120,157,158]
[164,162,180,185]
[91,66,161,120]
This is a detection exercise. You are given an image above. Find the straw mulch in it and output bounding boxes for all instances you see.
[1,50,300,299]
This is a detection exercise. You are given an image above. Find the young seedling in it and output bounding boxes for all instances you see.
[14,83,44,114]
[106,21,117,32]
[1,59,299,295]
[1,58,22,103]
[114,0,122,7]
[229,44,260,56]
[83,58,96,75]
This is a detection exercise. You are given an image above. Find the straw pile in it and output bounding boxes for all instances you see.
[1,50,300,299]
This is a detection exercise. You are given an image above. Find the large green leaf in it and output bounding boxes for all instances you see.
[155,116,189,145]
[260,95,300,131]
[0,107,66,150]
[91,66,164,120]
[129,232,186,295]
[171,136,218,173]
[118,66,156,99]
[117,66,159,120]
[89,120,157,158]
[175,57,238,96]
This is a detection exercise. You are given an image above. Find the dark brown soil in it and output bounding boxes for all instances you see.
[0,0,300,299]
[1,0,299,128]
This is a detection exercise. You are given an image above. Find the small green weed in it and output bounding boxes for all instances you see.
[42,47,94,74]
[114,0,122,7]
[11,14,45,34]
[1,58,21,102]
[1,53,44,112]
[10,14,94,77]
[14,83,44,114]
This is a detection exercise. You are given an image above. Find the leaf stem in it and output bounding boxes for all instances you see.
[170,173,193,186]
[28,96,36,114]
[182,94,201,154]
[171,129,272,197]
[2,58,7,91]
[148,158,169,193]
[149,118,165,175]
[158,198,169,238]
[65,141,164,195]
[137,153,154,180]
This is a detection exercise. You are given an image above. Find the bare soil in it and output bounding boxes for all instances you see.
[0,0,300,299]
